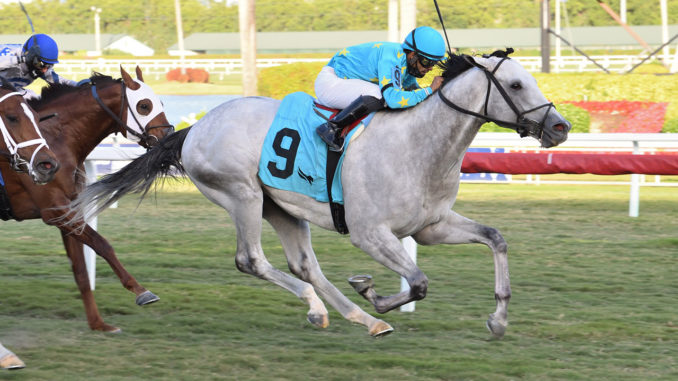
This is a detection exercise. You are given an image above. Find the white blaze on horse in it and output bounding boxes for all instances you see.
[70,51,570,338]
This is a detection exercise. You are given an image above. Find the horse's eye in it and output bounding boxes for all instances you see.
[136,100,152,115]
[510,82,522,90]
[5,115,18,123]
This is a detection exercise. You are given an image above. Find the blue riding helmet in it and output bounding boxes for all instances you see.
[22,34,60,64]
[402,26,446,61]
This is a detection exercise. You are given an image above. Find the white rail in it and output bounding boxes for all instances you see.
[58,55,661,80]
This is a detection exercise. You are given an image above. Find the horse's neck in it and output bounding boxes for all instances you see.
[52,93,121,162]
[398,70,486,176]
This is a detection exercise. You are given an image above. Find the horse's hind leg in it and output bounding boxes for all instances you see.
[263,198,393,337]
[60,231,121,333]
[199,186,330,329]
[413,210,511,338]
[0,343,25,370]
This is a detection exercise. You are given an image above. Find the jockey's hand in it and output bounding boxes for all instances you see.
[430,76,444,92]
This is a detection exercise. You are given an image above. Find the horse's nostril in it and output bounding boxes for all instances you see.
[554,124,566,132]
[38,160,59,173]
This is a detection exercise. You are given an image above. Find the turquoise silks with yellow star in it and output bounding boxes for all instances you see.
[327,42,432,109]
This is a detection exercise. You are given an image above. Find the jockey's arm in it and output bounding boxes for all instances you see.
[44,69,78,87]
[0,53,21,71]
[377,55,432,109]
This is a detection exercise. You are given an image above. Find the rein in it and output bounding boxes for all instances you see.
[88,79,172,147]
[437,56,554,139]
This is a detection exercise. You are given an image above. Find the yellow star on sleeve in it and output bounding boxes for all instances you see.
[338,48,350,56]
[401,66,406,74]
[397,96,410,107]
[370,77,379,83]
[373,43,383,48]
[380,76,391,86]
[397,51,404,59]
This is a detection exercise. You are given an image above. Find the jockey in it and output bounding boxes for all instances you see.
[0,34,77,100]
[315,26,447,151]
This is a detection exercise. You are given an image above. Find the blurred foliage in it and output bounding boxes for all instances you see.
[556,103,590,133]
[1,0,676,53]
[662,118,678,133]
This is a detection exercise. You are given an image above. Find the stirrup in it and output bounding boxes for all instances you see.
[316,123,343,151]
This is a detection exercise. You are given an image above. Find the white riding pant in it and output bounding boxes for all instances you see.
[314,66,383,109]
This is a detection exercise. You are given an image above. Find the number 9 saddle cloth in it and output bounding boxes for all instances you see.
[258,91,373,205]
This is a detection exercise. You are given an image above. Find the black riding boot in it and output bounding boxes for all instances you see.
[316,95,385,152]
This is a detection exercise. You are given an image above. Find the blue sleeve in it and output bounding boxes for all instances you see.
[47,70,77,87]
[377,52,432,109]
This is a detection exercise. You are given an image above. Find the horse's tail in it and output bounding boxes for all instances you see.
[69,127,192,223]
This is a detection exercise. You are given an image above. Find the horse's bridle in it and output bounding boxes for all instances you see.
[89,79,173,148]
[437,55,555,139]
[0,91,50,174]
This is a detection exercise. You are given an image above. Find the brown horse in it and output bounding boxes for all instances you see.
[0,79,59,185]
[1,66,173,333]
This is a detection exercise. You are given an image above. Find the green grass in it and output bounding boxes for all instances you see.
[1,183,677,380]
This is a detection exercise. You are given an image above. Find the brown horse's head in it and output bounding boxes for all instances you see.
[120,66,174,148]
[0,79,59,184]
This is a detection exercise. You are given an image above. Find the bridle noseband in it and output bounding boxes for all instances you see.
[437,56,555,139]
[89,78,173,148]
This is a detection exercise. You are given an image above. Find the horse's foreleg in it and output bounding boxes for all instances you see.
[60,231,121,333]
[413,210,511,338]
[263,198,393,337]
[349,225,429,314]
[60,224,158,306]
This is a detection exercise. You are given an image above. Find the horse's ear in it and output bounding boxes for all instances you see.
[135,65,144,82]
[120,65,140,90]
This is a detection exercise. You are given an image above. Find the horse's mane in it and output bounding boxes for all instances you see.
[438,48,515,84]
[28,72,120,109]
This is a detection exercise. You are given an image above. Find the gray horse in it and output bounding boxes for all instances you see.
[71,51,570,338]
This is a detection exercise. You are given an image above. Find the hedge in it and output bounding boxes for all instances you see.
[257,62,676,132]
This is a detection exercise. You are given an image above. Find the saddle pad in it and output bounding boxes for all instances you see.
[258,92,367,204]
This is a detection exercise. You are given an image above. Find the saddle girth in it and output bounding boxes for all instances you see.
[325,149,349,234]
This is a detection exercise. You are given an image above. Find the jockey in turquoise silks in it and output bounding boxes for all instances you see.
[0,34,77,100]
[315,26,447,151]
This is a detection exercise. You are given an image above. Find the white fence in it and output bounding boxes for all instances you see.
[58,55,666,79]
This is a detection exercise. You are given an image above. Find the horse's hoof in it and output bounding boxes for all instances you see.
[307,313,330,329]
[368,319,394,337]
[136,290,160,306]
[486,314,507,339]
[348,275,373,294]
[0,354,25,370]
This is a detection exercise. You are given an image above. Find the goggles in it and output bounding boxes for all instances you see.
[417,54,438,69]
[35,61,53,70]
